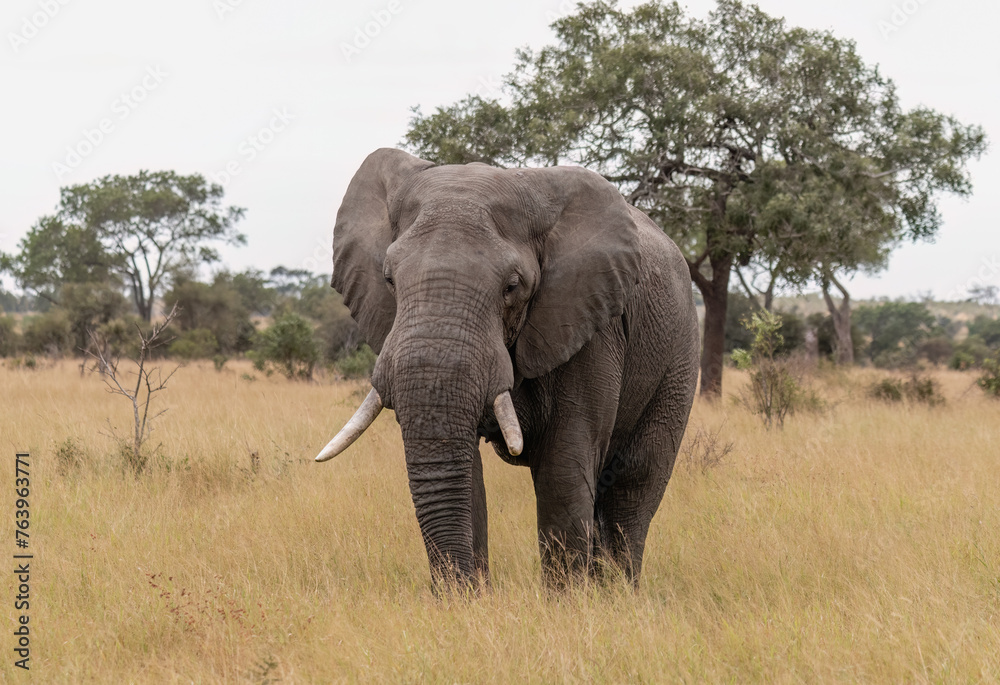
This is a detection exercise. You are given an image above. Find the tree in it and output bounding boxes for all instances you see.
[4,171,245,321]
[1,216,118,306]
[163,274,256,355]
[404,0,986,394]
[854,300,936,367]
[968,284,999,306]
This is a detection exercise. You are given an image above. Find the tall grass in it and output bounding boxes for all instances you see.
[2,360,998,682]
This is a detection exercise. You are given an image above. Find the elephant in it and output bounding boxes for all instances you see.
[316,148,699,588]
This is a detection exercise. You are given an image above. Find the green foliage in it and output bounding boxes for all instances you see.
[855,301,937,367]
[224,268,276,316]
[405,0,985,394]
[163,275,255,355]
[731,310,800,429]
[168,329,219,360]
[289,283,361,363]
[22,309,72,356]
[0,216,119,304]
[251,312,320,380]
[724,292,806,356]
[59,282,130,354]
[967,315,1000,348]
[4,171,245,321]
[0,316,21,357]
[92,316,145,359]
[336,344,377,379]
[868,373,945,406]
[950,335,992,370]
[977,353,1000,398]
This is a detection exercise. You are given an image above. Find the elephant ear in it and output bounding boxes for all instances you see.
[332,148,434,353]
[515,166,641,379]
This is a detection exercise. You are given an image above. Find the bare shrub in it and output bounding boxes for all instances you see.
[87,305,180,474]
[680,424,735,474]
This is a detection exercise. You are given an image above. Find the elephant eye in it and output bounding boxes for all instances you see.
[503,275,520,297]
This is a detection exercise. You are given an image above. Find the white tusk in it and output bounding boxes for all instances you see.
[493,391,523,457]
[315,388,384,462]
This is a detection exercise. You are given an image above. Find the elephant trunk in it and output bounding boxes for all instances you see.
[375,308,512,587]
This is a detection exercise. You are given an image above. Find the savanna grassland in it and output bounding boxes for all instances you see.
[2,359,998,683]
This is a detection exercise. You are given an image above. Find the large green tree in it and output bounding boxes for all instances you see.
[4,171,245,321]
[404,0,986,395]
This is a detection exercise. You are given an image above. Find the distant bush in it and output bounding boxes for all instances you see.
[0,316,21,357]
[60,282,129,354]
[916,336,954,365]
[22,309,72,356]
[977,353,1000,398]
[164,276,255,355]
[967,315,1000,348]
[168,328,219,359]
[251,312,319,380]
[336,343,377,379]
[855,301,939,368]
[949,335,992,370]
[868,372,945,406]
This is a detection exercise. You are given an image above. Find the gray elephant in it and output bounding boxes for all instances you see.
[316,148,699,588]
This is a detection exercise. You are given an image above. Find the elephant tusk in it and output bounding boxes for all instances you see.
[315,388,384,462]
[493,391,523,457]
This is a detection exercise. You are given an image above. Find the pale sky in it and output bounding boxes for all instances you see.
[2,0,997,301]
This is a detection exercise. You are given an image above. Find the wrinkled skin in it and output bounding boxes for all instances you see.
[330,148,699,588]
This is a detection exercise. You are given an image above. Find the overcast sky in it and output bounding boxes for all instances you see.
[2,0,997,301]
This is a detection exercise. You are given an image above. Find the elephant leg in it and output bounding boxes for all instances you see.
[531,437,599,586]
[530,322,625,587]
[594,376,693,584]
[471,448,489,584]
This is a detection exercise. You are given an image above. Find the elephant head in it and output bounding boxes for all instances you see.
[316,148,641,584]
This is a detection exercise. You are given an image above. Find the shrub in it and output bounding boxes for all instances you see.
[252,312,320,380]
[949,335,992,370]
[22,309,72,356]
[336,343,377,379]
[977,353,1000,398]
[0,316,21,357]
[168,328,219,359]
[724,292,805,356]
[868,372,945,406]
[731,310,800,429]
[855,301,937,367]
[164,276,255,355]
[917,335,954,365]
[55,438,84,473]
[60,282,129,354]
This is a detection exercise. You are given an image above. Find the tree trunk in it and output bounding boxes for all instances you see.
[822,275,854,365]
[692,255,732,397]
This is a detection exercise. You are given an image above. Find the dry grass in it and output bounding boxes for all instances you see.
[1,359,998,683]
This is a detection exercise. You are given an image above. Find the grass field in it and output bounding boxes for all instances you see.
[2,359,998,683]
